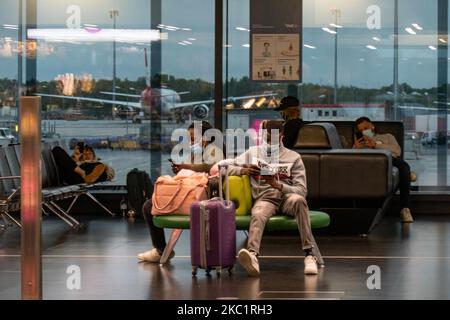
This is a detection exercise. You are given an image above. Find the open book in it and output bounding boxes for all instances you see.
[252,157,293,180]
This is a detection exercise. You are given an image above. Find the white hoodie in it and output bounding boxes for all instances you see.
[219,145,307,202]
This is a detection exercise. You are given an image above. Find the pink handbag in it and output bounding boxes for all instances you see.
[151,170,209,215]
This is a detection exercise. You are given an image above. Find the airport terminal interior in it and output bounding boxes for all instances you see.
[2,0,450,301]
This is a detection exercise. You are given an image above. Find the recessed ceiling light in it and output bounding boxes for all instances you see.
[405,27,416,35]
[322,27,337,34]
[329,23,343,29]
[366,45,377,50]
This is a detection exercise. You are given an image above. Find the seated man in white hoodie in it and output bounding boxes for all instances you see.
[219,120,323,276]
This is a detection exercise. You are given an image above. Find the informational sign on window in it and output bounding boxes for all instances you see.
[250,0,302,82]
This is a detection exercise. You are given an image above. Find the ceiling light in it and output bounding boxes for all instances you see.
[429,45,437,50]
[329,23,343,29]
[243,98,256,109]
[405,27,416,35]
[188,38,196,41]
[366,45,377,50]
[28,28,162,42]
[236,27,249,32]
[242,44,250,48]
[439,38,447,43]
[322,27,337,34]
[304,44,316,49]
[3,24,18,30]
[255,97,266,107]
[372,37,381,42]
[412,23,423,31]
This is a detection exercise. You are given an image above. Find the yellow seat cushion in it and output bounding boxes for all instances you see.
[227,175,253,216]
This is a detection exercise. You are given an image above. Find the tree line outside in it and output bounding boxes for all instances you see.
[0,75,439,120]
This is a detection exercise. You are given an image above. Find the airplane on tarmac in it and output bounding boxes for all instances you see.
[38,88,277,124]
[38,49,276,124]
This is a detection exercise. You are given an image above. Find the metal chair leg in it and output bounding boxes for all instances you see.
[159,229,183,265]
[84,191,115,216]
[2,211,22,228]
[43,203,75,228]
[1,213,10,228]
[50,201,81,227]
[66,194,81,214]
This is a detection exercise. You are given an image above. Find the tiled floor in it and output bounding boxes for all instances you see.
[2,214,450,300]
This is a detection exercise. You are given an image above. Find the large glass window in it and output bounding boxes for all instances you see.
[224,0,450,190]
[0,0,449,189]
[0,0,19,144]
[31,0,215,183]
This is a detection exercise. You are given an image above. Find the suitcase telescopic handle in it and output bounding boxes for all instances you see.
[218,164,230,204]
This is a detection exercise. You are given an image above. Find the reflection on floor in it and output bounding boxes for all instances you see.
[2,215,450,299]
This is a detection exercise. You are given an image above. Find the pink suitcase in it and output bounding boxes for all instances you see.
[190,165,236,276]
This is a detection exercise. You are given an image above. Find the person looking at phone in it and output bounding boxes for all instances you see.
[353,116,413,223]
[170,121,223,174]
[137,120,223,264]
[218,120,323,276]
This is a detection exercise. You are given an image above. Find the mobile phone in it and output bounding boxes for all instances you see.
[355,131,363,140]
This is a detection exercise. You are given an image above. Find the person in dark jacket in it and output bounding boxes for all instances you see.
[274,96,304,148]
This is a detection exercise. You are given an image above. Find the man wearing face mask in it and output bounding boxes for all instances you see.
[218,120,323,277]
[273,96,304,149]
[353,116,413,223]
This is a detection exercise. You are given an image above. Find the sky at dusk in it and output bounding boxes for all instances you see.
[0,0,444,89]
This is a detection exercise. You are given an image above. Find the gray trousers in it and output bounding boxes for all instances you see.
[247,193,324,265]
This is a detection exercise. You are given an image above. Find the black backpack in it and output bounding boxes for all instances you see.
[126,168,153,218]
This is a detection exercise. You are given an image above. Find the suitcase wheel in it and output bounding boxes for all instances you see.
[192,266,198,276]
[205,267,212,276]
[216,267,222,277]
[227,267,234,275]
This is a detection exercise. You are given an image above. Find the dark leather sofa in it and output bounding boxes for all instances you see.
[293,121,404,234]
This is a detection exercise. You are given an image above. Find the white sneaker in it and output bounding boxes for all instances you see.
[304,255,318,275]
[238,249,260,277]
[137,248,175,263]
[400,208,414,223]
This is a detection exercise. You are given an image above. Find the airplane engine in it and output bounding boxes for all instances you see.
[114,106,137,119]
[193,104,209,119]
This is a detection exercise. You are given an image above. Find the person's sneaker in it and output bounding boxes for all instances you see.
[304,255,318,275]
[238,249,260,277]
[137,248,175,263]
[400,207,414,223]
[84,164,106,184]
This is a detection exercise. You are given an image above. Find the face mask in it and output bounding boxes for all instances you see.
[190,143,202,155]
[362,129,374,138]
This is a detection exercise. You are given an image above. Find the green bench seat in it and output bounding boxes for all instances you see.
[154,211,330,265]
[153,210,330,231]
